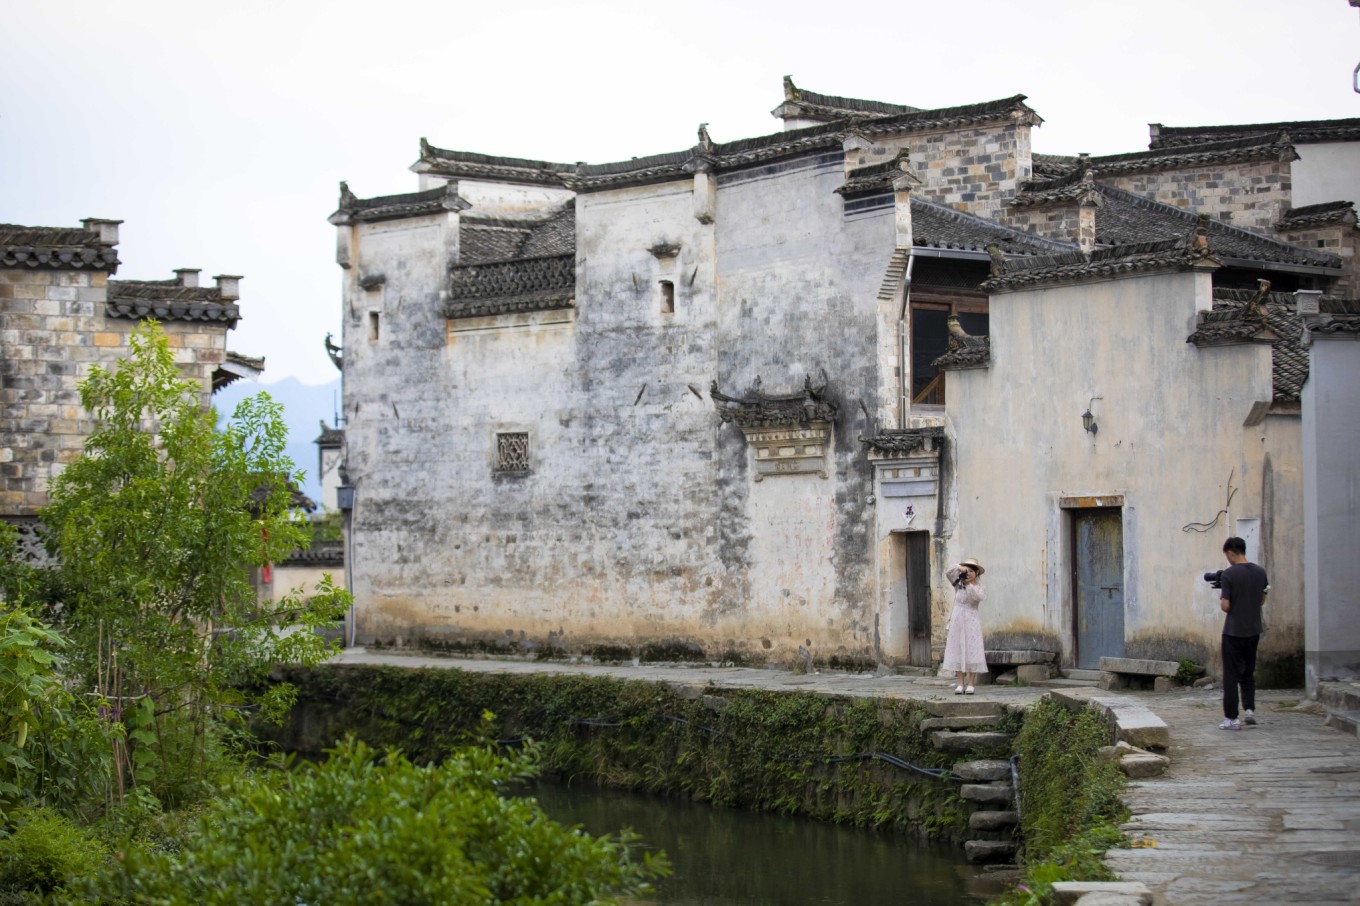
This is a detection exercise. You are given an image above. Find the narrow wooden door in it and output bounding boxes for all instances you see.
[1073,509,1125,669]
[906,531,932,666]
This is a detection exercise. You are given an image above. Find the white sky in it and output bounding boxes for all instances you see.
[3,0,1358,386]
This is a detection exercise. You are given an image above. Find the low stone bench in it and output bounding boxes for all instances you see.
[1098,656,1181,692]
[986,649,1058,683]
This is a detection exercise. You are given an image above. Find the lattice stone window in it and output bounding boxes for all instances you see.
[495,432,530,472]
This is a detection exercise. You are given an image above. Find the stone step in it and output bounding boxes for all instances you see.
[961,782,1015,805]
[963,840,1017,863]
[922,700,1007,718]
[950,759,1011,782]
[1317,681,1360,714]
[919,714,1004,731]
[1322,709,1360,737]
[1061,668,1103,681]
[969,809,1019,830]
[930,730,1013,755]
[1033,677,1099,688]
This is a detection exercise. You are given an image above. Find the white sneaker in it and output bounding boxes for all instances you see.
[1220,718,1242,731]
[964,685,975,695]
[954,685,964,695]
[1242,710,1257,725]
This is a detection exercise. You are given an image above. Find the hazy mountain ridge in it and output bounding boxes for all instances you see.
[213,376,342,507]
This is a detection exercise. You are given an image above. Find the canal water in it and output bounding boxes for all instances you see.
[531,780,983,905]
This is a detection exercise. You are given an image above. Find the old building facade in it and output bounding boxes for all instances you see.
[1,218,257,547]
[333,80,1358,678]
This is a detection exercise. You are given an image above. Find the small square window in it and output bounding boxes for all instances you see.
[659,280,675,314]
[495,432,530,472]
[369,312,380,341]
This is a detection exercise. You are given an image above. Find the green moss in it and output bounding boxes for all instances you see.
[263,665,972,840]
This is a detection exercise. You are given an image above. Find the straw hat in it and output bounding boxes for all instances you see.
[958,558,985,577]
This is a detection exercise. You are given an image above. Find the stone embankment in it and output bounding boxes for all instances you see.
[332,650,1360,904]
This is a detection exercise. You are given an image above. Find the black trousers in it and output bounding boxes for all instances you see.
[1222,633,1259,719]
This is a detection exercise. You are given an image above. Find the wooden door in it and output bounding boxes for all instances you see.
[1074,509,1125,669]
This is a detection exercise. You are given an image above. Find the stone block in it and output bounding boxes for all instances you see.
[969,810,1018,830]
[1152,676,1176,693]
[919,715,1002,731]
[1099,671,1128,690]
[1098,657,1179,677]
[1017,664,1052,683]
[961,782,1013,804]
[930,730,1013,755]
[1051,881,1152,906]
[949,759,1011,782]
[1118,753,1170,778]
[993,670,1018,685]
[963,840,1016,863]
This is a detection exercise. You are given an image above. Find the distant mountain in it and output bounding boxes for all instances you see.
[213,376,342,507]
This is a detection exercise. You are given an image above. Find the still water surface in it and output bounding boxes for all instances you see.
[531,781,982,906]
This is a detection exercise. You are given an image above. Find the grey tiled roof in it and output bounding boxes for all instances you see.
[981,237,1214,293]
[279,541,343,568]
[859,426,944,455]
[419,96,1037,193]
[775,77,920,121]
[912,198,1075,256]
[1019,133,1297,187]
[226,350,264,371]
[459,206,575,266]
[1150,117,1360,148]
[329,181,468,225]
[107,279,240,324]
[1275,201,1357,232]
[0,223,120,271]
[315,422,344,446]
[446,254,575,319]
[1092,185,1342,269]
[932,334,990,370]
[1191,288,1311,401]
[710,376,837,429]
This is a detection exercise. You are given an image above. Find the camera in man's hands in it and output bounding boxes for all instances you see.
[1203,570,1224,590]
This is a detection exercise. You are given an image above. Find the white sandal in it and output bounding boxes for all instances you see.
[954,685,964,695]
[964,685,975,695]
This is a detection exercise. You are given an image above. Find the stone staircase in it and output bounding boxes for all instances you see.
[922,700,1019,863]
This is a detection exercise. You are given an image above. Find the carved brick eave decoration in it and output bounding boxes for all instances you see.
[711,376,837,480]
[859,426,945,458]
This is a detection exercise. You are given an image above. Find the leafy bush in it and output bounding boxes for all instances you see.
[0,807,111,901]
[998,698,1128,904]
[105,736,667,905]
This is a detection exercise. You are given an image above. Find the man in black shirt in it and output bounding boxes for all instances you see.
[1218,536,1269,730]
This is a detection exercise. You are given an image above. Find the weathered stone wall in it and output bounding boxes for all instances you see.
[1103,159,1291,234]
[1000,203,1082,244]
[891,122,1034,221]
[0,268,224,516]
[1275,224,1359,298]
[342,153,895,664]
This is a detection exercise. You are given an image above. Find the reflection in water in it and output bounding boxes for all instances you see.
[529,780,981,906]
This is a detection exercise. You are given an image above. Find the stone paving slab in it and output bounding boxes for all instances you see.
[331,651,1360,905]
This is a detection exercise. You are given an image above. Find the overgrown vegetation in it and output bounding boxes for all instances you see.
[265,665,979,838]
[994,697,1129,905]
[0,325,656,903]
[100,734,666,905]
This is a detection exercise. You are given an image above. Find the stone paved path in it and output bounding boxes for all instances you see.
[1105,688,1360,905]
[333,651,1360,904]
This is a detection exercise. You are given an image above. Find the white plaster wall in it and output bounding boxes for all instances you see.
[1291,143,1360,208]
[341,154,897,663]
[945,270,1287,667]
[1302,334,1360,689]
[458,181,576,218]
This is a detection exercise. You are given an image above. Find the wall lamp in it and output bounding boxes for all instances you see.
[1082,397,1103,435]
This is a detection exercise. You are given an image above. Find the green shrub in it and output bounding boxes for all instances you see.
[104,735,667,905]
[0,807,111,901]
[997,698,1129,905]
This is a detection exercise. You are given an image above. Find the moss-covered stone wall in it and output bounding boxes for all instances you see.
[264,665,1004,841]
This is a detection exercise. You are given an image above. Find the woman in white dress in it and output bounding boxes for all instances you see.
[941,558,987,695]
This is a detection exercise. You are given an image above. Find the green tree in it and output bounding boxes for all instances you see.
[103,736,667,906]
[36,322,350,805]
